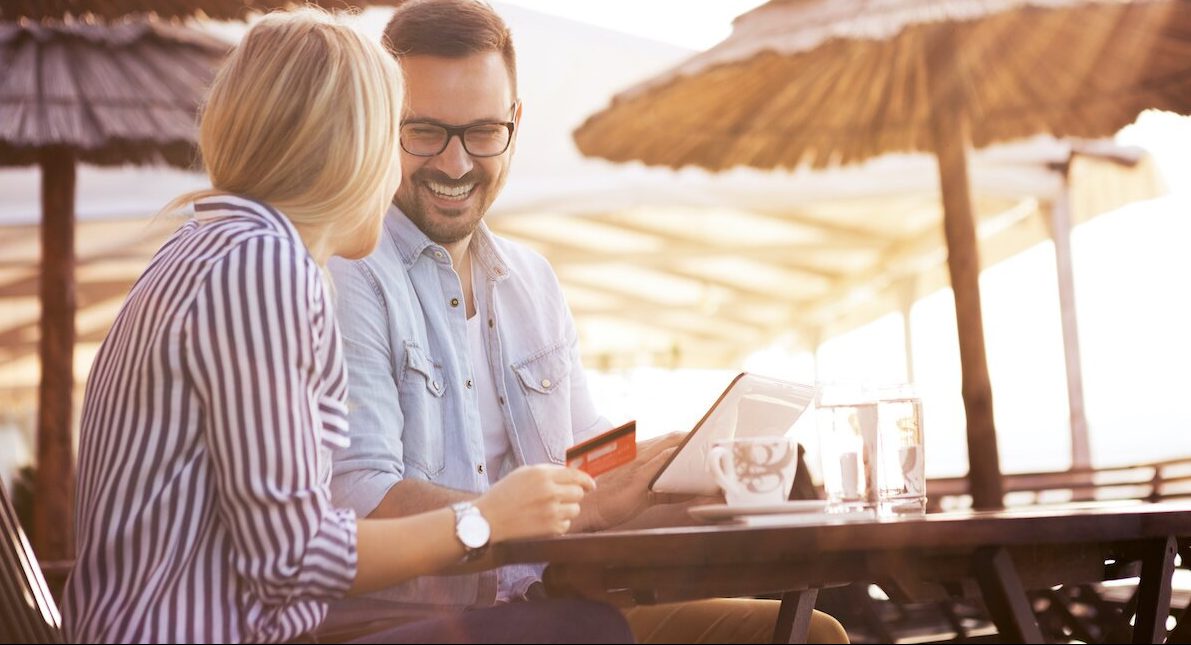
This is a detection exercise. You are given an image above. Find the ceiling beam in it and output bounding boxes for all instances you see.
[573,214,876,277]
[566,292,770,340]
[496,227,837,305]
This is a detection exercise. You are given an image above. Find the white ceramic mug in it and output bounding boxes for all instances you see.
[707,436,797,507]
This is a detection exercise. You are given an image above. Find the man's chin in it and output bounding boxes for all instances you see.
[398,196,485,242]
[418,215,480,245]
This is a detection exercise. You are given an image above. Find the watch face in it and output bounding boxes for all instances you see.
[458,512,491,549]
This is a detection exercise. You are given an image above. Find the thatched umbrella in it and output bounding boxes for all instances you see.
[2,0,398,21]
[573,0,1191,509]
[0,19,227,562]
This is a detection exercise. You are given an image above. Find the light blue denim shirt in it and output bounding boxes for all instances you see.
[326,206,609,610]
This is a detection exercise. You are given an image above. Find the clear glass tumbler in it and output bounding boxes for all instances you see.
[874,384,926,516]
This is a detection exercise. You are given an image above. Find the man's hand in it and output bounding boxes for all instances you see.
[575,431,687,531]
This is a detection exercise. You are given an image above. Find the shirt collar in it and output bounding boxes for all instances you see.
[384,205,511,282]
[192,194,306,249]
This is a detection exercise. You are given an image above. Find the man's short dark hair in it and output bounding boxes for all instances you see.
[384,0,517,94]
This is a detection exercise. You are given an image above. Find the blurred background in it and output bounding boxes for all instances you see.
[1,0,1188,500]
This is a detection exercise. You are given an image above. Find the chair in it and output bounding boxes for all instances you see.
[0,477,64,643]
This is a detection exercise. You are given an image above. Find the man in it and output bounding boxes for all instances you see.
[327,1,848,642]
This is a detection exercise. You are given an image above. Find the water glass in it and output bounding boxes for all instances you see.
[815,385,879,511]
[875,385,926,515]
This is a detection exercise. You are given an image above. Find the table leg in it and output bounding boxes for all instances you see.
[772,588,819,644]
[1168,602,1191,644]
[1169,540,1191,644]
[1133,535,1176,644]
[972,546,1045,643]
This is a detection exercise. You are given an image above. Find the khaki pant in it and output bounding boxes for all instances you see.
[319,596,850,644]
[623,599,848,644]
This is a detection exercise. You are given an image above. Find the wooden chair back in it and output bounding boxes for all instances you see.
[0,477,64,643]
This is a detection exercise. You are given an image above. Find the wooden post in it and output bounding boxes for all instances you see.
[899,277,918,383]
[926,25,1004,510]
[35,147,76,563]
[1047,162,1092,470]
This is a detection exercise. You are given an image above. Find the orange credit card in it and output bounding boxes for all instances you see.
[566,420,636,477]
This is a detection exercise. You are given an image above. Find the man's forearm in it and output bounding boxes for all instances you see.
[609,499,710,530]
[572,498,605,533]
[368,478,477,519]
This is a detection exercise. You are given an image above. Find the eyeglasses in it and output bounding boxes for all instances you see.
[400,105,518,158]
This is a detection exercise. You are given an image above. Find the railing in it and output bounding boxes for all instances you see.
[926,456,1191,511]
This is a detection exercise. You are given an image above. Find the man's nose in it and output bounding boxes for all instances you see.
[429,134,474,180]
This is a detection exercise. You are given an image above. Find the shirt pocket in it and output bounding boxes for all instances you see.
[401,340,446,398]
[512,341,573,463]
[397,340,446,477]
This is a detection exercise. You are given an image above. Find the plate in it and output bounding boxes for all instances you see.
[688,500,830,522]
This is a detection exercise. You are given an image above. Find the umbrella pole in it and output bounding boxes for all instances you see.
[1049,163,1092,471]
[927,34,1004,509]
[930,136,1004,510]
[35,146,77,563]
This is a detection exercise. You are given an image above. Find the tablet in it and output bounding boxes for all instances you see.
[648,373,817,496]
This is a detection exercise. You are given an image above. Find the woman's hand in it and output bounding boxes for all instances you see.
[474,464,596,542]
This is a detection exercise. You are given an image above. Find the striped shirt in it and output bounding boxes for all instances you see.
[63,195,358,644]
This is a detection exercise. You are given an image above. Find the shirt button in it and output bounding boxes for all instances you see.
[541,378,551,389]
[488,318,494,329]
[478,463,485,474]
[450,297,460,307]
[432,380,441,390]
[434,250,444,259]
[466,379,473,389]
[498,396,505,405]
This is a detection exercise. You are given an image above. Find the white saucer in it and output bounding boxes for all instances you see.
[688,500,830,522]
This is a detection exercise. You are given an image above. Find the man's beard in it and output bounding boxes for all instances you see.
[395,167,497,245]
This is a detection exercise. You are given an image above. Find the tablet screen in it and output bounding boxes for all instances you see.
[648,373,816,496]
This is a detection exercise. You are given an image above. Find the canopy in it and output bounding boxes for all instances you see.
[0,3,1162,376]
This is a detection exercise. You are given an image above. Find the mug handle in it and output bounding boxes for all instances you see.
[707,445,740,496]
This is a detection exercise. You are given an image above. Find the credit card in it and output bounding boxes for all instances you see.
[565,420,636,477]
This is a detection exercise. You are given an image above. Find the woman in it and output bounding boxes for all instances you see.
[61,9,631,644]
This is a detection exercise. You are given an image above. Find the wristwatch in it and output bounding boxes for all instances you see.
[450,501,491,562]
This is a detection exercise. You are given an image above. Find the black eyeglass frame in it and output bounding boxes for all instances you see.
[399,102,519,158]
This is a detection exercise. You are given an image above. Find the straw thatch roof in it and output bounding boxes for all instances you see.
[575,0,1191,171]
[0,20,228,167]
[1,1,398,21]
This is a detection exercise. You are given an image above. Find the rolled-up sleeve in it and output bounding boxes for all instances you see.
[186,237,357,604]
[326,257,407,515]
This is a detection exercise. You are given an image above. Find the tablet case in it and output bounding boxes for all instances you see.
[648,373,817,496]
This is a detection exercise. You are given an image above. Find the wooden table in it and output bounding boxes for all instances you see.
[493,501,1191,643]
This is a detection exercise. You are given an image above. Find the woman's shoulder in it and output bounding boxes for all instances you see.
[188,195,318,271]
[193,195,303,240]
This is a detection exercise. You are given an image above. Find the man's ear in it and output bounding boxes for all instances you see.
[513,99,523,129]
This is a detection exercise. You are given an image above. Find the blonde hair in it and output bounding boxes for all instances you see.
[168,8,403,246]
